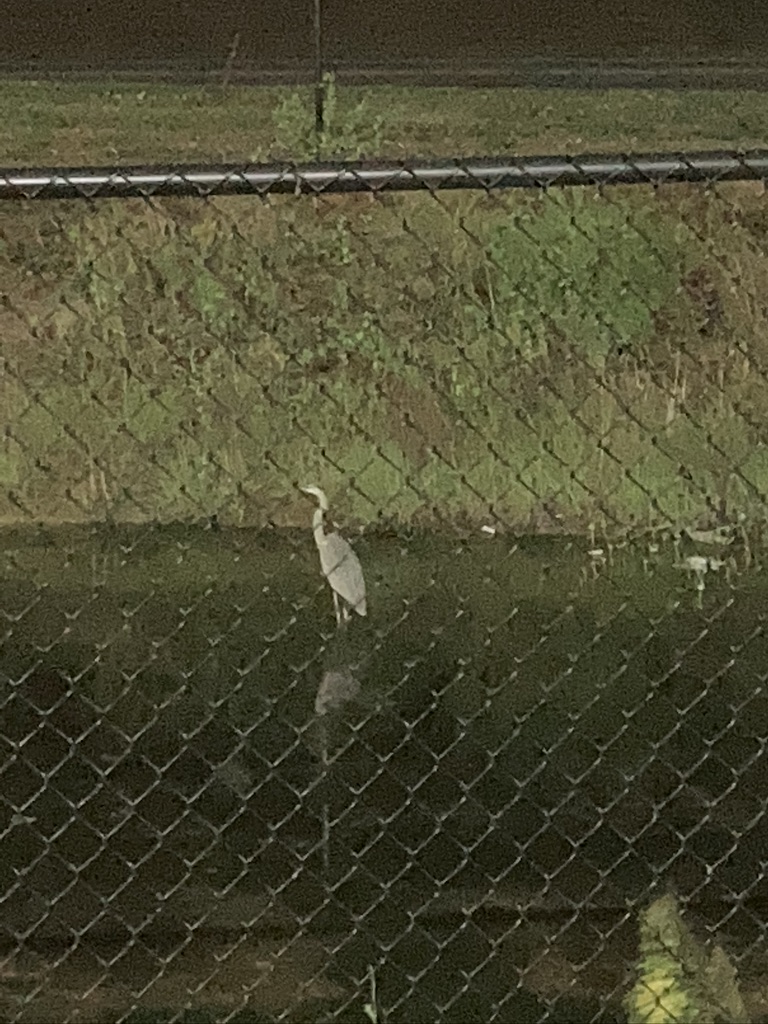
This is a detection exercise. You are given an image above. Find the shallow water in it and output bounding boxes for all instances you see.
[1,524,767,1021]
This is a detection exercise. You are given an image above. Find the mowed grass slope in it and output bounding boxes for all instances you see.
[1,80,767,532]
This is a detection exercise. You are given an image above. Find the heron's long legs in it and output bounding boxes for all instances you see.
[332,591,351,628]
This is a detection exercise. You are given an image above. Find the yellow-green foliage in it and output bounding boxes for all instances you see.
[271,72,387,160]
[626,895,702,1024]
[625,894,749,1024]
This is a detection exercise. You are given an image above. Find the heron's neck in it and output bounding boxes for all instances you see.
[312,507,325,539]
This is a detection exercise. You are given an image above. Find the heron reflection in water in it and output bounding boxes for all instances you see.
[300,485,367,628]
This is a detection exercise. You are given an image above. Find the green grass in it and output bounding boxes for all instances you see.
[1,80,768,165]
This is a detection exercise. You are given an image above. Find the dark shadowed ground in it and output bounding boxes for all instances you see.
[3,0,768,88]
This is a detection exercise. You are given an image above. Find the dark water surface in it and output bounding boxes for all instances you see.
[1,525,767,1020]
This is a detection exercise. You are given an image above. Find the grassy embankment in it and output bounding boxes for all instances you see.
[1,80,768,533]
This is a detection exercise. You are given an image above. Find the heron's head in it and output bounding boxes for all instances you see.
[300,485,329,511]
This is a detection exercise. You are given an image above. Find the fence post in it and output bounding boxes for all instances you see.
[313,0,326,149]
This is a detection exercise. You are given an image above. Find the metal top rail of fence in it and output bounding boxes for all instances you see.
[1,148,768,199]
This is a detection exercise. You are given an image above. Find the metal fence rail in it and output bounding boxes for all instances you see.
[1,152,767,1024]
[2,149,768,199]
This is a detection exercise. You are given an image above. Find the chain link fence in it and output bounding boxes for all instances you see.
[1,153,768,1023]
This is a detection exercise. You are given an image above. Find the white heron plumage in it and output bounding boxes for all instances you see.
[301,485,367,625]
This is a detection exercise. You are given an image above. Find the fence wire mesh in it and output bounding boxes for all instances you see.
[1,156,768,1024]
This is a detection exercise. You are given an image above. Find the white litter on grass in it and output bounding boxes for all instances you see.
[480,525,497,536]
[684,555,709,575]
[677,554,727,593]
[681,555,726,574]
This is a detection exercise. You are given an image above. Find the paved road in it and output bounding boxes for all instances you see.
[3,56,768,90]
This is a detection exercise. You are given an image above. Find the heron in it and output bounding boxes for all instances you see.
[301,485,367,626]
